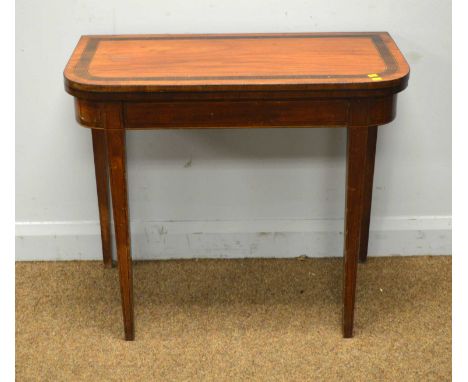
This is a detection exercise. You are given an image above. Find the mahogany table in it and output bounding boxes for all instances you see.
[64,32,409,340]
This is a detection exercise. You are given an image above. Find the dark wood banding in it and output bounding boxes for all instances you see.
[64,32,410,96]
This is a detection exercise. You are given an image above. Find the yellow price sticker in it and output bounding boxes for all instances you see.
[368,73,383,81]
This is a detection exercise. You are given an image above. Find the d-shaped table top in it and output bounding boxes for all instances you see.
[64,32,409,95]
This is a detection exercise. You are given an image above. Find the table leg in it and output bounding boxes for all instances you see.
[104,104,135,341]
[343,126,371,338]
[359,126,378,263]
[91,129,113,268]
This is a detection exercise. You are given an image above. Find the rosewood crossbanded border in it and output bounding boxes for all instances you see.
[64,32,410,340]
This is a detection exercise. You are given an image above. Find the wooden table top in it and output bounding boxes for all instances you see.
[64,32,409,94]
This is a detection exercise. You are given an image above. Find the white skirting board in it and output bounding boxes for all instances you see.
[15,216,451,261]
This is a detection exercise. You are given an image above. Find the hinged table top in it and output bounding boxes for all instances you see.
[64,32,409,94]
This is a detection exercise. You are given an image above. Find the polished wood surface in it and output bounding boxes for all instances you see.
[359,126,378,263]
[64,32,409,340]
[91,130,112,268]
[74,94,397,130]
[103,103,134,340]
[64,32,409,94]
[343,126,369,338]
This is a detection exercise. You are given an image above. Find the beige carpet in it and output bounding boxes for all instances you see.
[16,256,451,381]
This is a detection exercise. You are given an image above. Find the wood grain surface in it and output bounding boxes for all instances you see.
[91,129,112,268]
[103,103,134,340]
[64,32,409,93]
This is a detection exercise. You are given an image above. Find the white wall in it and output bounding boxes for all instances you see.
[16,0,451,260]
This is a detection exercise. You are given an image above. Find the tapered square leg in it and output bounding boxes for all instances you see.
[359,126,378,263]
[343,126,372,338]
[91,129,113,268]
[104,104,135,341]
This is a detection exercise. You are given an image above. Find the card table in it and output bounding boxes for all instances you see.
[64,32,410,340]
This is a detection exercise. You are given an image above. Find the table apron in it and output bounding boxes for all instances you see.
[74,95,396,129]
